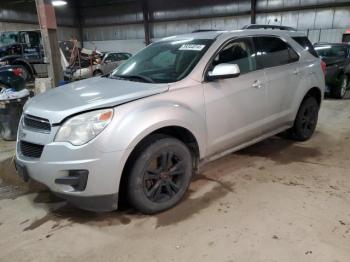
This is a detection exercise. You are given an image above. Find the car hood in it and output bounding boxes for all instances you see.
[24,77,169,124]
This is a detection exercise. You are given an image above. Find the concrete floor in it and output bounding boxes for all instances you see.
[1,97,350,262]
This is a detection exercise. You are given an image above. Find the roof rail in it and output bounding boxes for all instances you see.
[242,24,297,31]
[191,29,222,33]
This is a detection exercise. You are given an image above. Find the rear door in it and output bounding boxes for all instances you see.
[254,36,301,131]
[204,37,267,155]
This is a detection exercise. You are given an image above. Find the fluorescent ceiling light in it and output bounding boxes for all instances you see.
[52,0,67,6]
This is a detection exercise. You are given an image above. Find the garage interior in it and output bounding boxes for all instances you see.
[0,0,350,261]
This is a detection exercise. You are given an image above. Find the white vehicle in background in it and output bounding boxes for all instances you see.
[63,51,132,81]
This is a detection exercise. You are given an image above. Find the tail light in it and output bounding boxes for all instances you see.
[12,67,23,77]
[320,60,326,76]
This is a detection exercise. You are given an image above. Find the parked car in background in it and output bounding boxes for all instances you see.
[16,29,325,214]
[343,28,350,43]
[314,42,350,98]
[0,30,45,81]
[64,52,132,81]
[0,65,26,91]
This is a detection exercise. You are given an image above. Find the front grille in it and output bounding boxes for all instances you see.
[23,115,51,133]
[20,141,44,158]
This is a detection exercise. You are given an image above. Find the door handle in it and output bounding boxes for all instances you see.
[252,80,262,89]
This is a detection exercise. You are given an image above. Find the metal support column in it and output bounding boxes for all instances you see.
[142,0,151,46]
[35,0,63,87]
[75,1,84,48]
[251,0,257,24]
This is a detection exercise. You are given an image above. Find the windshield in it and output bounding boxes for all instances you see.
[110,39,213,83]
[314,45,347,58]
[0,32,19,46]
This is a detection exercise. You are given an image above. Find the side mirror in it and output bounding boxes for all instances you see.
[207,63,240,81]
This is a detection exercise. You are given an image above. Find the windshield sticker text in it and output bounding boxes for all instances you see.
[179,44,205,51]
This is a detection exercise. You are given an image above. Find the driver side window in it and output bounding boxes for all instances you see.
[105,53,118,62]
[212,38,257,75]
[151,50,176,69]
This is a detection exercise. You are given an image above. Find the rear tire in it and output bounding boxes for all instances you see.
[332,74,348,99]
[127,135,193,214]
[286,96,319,141]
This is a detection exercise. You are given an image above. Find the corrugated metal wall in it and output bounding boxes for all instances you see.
[0,0,349,52]
[80,0,350,53]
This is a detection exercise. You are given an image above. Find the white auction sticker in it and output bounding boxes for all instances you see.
[179,44,205,51]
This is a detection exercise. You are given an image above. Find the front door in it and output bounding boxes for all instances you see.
[204,37,267,155]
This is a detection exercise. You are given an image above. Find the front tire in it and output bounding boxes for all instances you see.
[332,74,348,99]
[127,135,193,214]
[287,96,319,141]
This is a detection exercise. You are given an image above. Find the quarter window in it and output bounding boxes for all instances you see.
[292,36,318,58]
[254,37,299,69]
[211,38,257,75]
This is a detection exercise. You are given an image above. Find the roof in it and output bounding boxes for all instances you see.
[158,28,306,42]
[158,31,224,41]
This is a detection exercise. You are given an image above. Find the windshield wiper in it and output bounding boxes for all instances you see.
[109,74,155,83]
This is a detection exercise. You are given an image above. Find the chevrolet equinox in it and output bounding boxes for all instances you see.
[15,29,325,214]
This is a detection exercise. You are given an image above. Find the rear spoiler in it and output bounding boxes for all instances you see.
[242,24,297,31]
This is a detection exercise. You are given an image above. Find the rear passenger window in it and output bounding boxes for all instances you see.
[292,36,318,58]
[211,38,257,74]
[117,53,130,60]
[254,37,299,69]
[105,53,118,62]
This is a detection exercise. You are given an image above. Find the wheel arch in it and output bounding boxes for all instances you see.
[117,125,201,205]
[290,86,323,123]
[93,69,103,76]
[303,86,322,106]
[12,59,35,77]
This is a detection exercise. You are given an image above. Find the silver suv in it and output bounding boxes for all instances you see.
[15,29,325,214]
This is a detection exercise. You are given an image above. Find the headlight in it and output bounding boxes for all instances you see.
[55,109,113,146]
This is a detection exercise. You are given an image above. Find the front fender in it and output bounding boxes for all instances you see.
[95,93,207,158]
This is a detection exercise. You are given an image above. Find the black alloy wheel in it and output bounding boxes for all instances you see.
[127,135,193,214]
[287,96,319,141]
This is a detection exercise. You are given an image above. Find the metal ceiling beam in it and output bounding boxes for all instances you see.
[77,0,137,8]
[256,1,350,14]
